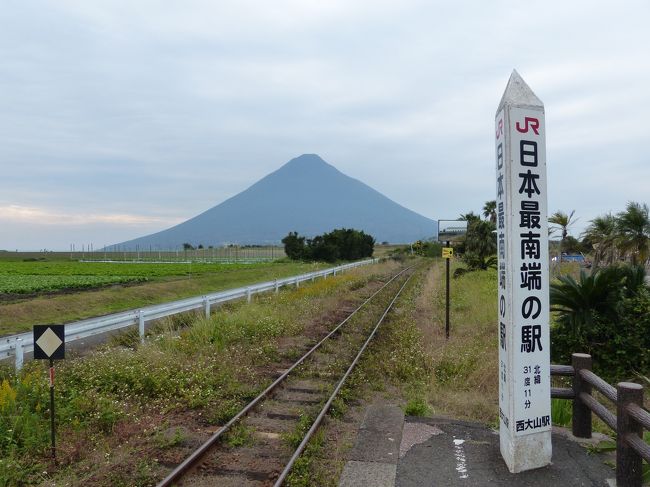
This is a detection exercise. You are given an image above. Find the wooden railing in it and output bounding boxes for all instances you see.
[551,353,650,487]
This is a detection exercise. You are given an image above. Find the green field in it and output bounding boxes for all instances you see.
[0,258,331,336]
[0,260,283,295]
[0,274,148,294]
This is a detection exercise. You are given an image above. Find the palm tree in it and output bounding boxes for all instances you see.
[550,265,645,336]
[482,200,497,224]
[616,201,650,266]
[581,214,618,268]
[550,268,619,336]
[459,211,480,223]
[549,210,576,260]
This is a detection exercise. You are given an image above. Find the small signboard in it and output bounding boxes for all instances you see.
[442,247,453,259]
[437,220,468,243]
[33,324,65,461]
[33,325,65,360]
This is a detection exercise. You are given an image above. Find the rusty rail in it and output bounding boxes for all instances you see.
[551,353,650,487]
[156,266,413,487]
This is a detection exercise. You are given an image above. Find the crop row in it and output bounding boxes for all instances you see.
[0,275,147,294]
[0,261,265,278]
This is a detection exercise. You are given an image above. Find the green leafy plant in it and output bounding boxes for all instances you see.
[550,398,572,427]
[404,397,431,417]
[551,264,650,381]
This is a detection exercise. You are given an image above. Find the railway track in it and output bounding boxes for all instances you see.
[156,265,416,487]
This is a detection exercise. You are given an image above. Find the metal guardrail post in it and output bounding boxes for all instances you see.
[139,310,145,343]
[295,277,299,288]
[246,288,252,303]
[571,353,592,438]
[15,339,24,370]
[204,297,210,318]
[275,279,279,293]
[616,382,644,487]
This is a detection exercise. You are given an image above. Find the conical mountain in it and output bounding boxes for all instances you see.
[112,154,437,249]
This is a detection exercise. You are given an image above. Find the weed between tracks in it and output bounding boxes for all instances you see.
[0,260,400,486]
[285,259,502,485]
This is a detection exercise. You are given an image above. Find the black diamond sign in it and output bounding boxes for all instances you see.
[33,325,65,360]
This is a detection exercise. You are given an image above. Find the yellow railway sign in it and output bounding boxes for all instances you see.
[442,247,453,259]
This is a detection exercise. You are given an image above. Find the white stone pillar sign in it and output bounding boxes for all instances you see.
[495,70,551,473]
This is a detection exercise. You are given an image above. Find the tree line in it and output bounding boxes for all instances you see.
[282,228,375,263]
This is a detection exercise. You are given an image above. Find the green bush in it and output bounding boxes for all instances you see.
[404,397,431,416]
[282,228,374,263]
[551,265,650,382]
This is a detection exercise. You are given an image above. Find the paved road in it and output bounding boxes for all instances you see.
[339,403,615,487]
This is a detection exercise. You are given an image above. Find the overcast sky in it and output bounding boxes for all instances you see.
[1,1,649,250]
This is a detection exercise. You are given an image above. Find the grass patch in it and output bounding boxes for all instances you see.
[551,398,572,427]
[404,397,431,417]
[285,429,326,487]
[0,260,396,485]
[223,424,255,448]
[0,260,329,335]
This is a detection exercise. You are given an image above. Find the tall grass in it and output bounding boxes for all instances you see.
[0,262,395,486]
[0,260,329,335]
[420,261,499,422]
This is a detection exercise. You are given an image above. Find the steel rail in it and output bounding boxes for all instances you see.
[1,259,378,369]
[155,265,412,487]
[273,269,416,486]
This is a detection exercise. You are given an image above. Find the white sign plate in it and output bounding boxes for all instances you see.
[437,220,468,242]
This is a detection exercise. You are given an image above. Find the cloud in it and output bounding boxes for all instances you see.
[0,205,182,227]
[1,1,649,249]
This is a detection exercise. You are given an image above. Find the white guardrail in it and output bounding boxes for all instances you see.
[1,259,378,370]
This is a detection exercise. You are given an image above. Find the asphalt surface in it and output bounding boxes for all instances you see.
[339,403,616,487]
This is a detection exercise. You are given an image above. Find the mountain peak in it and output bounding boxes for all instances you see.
[282,153,330,169]
[275,153,341,179]
[111,154,437,247]
[290,153,325,164]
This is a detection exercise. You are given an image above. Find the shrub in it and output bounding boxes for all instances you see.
[550,264,650,381]
[282,229,374,263]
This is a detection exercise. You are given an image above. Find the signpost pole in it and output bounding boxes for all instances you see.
[495,70,551,472]
[438,220,466,340]
[49,358,56,462]
[33,324,65,464]
[445,240,450,339]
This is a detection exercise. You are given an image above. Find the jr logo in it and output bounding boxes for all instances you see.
[516,117,540,135]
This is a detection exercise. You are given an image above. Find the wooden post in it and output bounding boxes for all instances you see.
[571,353,592,438]
[616,382,644,487]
